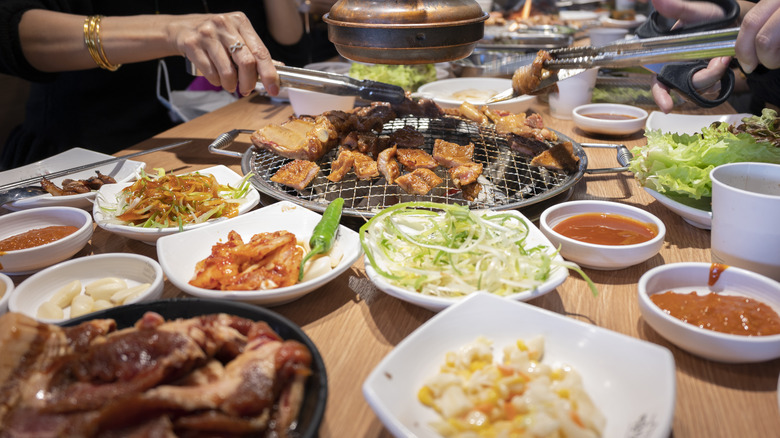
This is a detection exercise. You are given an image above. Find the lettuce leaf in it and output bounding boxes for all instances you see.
[348,63,437,91]
[629,110,780,208]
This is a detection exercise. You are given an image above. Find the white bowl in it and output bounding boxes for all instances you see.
[0,206,93,275]
[0,147,145,211]
[364,209,569,312]
[0,273,13,314]
[9,253,164,323]
[644,187,712,229]
[363,292,676,438]
[157,201,362,306]
[303,61,352,75]
[288,88,356,117]
[539,200,666,270]
[638,262,780,363]
[572,103,648,136]
[93,165,260,245]
[416,77,536,114]
[644,111,752,135]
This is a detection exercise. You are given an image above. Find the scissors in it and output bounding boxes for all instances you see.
[487,0,740,108]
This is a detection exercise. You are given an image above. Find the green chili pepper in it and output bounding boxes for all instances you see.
[299,197,345,281]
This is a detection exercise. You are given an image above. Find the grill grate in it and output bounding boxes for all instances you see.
[242,116,587,217]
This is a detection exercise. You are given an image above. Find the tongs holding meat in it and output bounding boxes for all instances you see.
[487,26,738,107]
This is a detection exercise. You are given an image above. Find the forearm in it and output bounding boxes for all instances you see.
[263,0,303,46]
[19,9,179,72]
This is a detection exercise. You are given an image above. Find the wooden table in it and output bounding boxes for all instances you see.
[8,94,780,437]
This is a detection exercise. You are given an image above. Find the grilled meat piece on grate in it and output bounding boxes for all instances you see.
[395,168,443,195]
[271,159,321,190]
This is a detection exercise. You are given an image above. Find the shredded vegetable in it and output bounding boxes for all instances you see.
[360,202,597,297]
[100,168,253,230]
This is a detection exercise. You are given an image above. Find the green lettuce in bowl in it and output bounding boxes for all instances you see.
[629,109,780,210]
[348,63,437,92]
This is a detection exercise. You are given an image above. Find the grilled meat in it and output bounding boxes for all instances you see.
[40,172,117,197]
[396,148,438,170]
[377,146,401,184]
[327,148,379,182]
[389,125,425,149]
[461,182,482,202]
[448,162,483,188]
[530,140,580,172]
[512,50,554,96]
[395,168,443,195]
[251,115,339,161]
[390,95,445,118]
[432,139,475,168]
[271,159,320,190]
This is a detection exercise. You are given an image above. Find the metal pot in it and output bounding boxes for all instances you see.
[324,0,488,64]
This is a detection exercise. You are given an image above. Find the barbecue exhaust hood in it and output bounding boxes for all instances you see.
[323,0,489,64]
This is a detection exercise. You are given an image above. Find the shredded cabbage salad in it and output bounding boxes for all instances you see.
[98,168,253,230]
[360,202,597,297]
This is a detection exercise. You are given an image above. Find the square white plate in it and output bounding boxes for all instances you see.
[157,201,362,306]
[363,292,676,438]
[93,165,259,244]
[364,209,569,312]
[644,111,752,135]
[0,148,145,211]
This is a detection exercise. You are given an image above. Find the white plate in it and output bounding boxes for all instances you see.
[644,111,752,135]
[364,209,569,312]
[415,77,536,114]
[93,165,259,244]
[600,14,647,29]
[0,148,145,211]
[157,201,362,306]
[644,187,712,229]
[363,292,676,438]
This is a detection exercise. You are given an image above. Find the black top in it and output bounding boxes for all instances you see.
[0,0,337,169]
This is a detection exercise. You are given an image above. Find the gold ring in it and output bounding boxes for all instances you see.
[229,41,244,54]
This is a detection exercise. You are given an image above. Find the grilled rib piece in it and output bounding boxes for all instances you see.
[388,125,425,149]
[432,139,475,168]
[395,168,443,195]
[271,159,321,190]
[512,50,554,96]
[377,145,400,184]
[251,115,339,161]
[396,148,438,170]
[449,162,483,188]
[530,140,580,172]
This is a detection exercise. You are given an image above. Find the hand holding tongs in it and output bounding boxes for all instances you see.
[487,26,738,106]
[185,59,406,104]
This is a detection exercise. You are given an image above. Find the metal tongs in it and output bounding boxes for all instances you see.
[486,26,738,104]
[185,60,406,104]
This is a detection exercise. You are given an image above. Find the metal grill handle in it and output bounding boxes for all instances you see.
[208,129,255,158]
[581,143,634,174]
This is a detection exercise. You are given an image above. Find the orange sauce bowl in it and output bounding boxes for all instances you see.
[638,262,780,363]
[539,200,665,270]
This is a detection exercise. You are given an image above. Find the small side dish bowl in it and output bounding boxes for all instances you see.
[93,165,260,245]
[539,200,665,270]
[0,273,14,314]
[572,103,648,136]
[0,206,93,275]
[288,88,356,117]
[157,201,362,306]
[638,262,780,363]
[416,77,536,114]
[9,253,164,323]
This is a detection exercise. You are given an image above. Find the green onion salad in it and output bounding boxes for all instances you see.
[360,202,597,298]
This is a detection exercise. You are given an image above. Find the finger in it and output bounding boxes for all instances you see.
[736,0,780,73]
[239,27,279,96]
[753,0,780,70]
[653,0,724,26]
[691,57,730,90]
[651,79,675,114]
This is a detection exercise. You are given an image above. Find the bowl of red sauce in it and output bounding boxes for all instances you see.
[572,103,648,136]
[638,262,780,363]
[0,206,93,275]
[539,200,665,270]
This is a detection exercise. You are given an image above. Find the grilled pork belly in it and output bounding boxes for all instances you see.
[512,50,554,96]
[448,162,483,188]
[530,140,580,172]
[395,168,443,195]
[432,139,475,168]
[461,182,482,201]
[327,149,380,182]
[396,148,438,170]
[251,115,339,161]
[271,159,320,190]
[377,145,400,184]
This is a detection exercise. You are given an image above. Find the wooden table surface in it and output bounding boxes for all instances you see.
[7,93,779,437]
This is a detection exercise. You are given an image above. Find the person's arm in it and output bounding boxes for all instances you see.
[263,0,304,46]
[18,9,279,96]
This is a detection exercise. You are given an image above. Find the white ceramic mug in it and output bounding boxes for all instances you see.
[548,68,599,120]
[710,162,780,281]
[588,27,629,46]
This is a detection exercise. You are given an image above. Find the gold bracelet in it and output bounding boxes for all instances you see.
[83,15,121,71]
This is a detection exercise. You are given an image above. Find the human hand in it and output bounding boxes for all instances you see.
[736,0,780,73]
[168,12,279,97]
[651,56,732,112]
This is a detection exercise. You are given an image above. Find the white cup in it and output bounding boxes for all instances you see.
[287,88,356,117]
[588,27,629,46]
[548,68,599,120]
[710,162,780,281]
[475,0,494,12]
